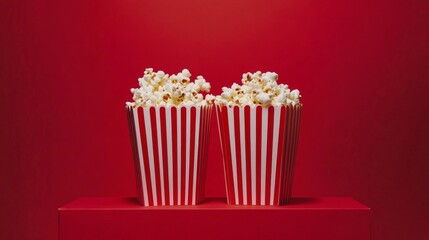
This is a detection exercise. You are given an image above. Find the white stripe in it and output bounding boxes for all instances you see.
[260,108,268,205]
[166,107,174,205]
[239,107,247,205]
[133,108,149,206]
[192,107,201,205]
[144,108,158,206]
[185,107,191,205]
[155,107,166,205]
[250,107,256,205]
[177,107,182,205]
[270,108,281,205]
[227,107,239,205]
[216,106,230,205]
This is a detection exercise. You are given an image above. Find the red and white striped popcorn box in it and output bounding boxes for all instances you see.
[215,105,302,206]
[126,105,213,206]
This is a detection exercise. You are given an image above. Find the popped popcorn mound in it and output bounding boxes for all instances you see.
[126,68,215,107]
[215,71,302,107]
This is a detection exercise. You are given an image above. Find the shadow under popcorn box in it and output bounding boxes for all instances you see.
[215,105,302,206]
[126,105,213,206]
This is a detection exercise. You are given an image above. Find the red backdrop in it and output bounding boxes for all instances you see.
[1,0,429,239]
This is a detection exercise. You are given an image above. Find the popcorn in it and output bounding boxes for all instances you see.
[221,87,234,99]
[205,94,216,102]
[216,71,301,107]
[290,89,300,100]
[127,68,213,107]
[256,92,272,107]
[274,93,287,105]
[195,76,211,92]
[156,70,165,78]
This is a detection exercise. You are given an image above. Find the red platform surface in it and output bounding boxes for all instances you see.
[59,197,370,240]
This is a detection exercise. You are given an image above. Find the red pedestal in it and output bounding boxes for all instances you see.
[58,197,370,240]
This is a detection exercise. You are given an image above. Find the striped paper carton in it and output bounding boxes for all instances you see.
[216,105,302,205]
[126,105,213,206]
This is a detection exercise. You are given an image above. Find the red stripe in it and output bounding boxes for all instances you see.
[180,107,187,205]
[138,108,153,206]
[286,107,295,202]
[159,107,169,205]
[134,110,144,205]
[289,106,297,204]
[216,106,227,201]
[290,107,300,202]
[198,107,208,203]
[197,107,204,204]
[202,107,210,202]
[225,106,236,204]
[286,106,298,203]
[255,106,262,205]
[274,106,287,205]
[244,106,252,204]
[233,106,243,205]
[188,107,196,204]
[219,105,235,204]
[150,107,162,205]
[280,106,289,204]
[201,106,212,203]
[265,106,275,204]
[195,108,201,204]
[205,107,211,201]
[196,107,203,204]
[171,107,178,205]
[201,106,210,202]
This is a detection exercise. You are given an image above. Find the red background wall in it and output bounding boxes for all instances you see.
[1,0,429,239]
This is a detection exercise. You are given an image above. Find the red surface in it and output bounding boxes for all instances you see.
[59,197,370,240]
[1,0,429,240]
[59,197,368,210]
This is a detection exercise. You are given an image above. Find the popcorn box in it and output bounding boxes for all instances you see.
[126,105,213,206]
[215,105,302,205]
